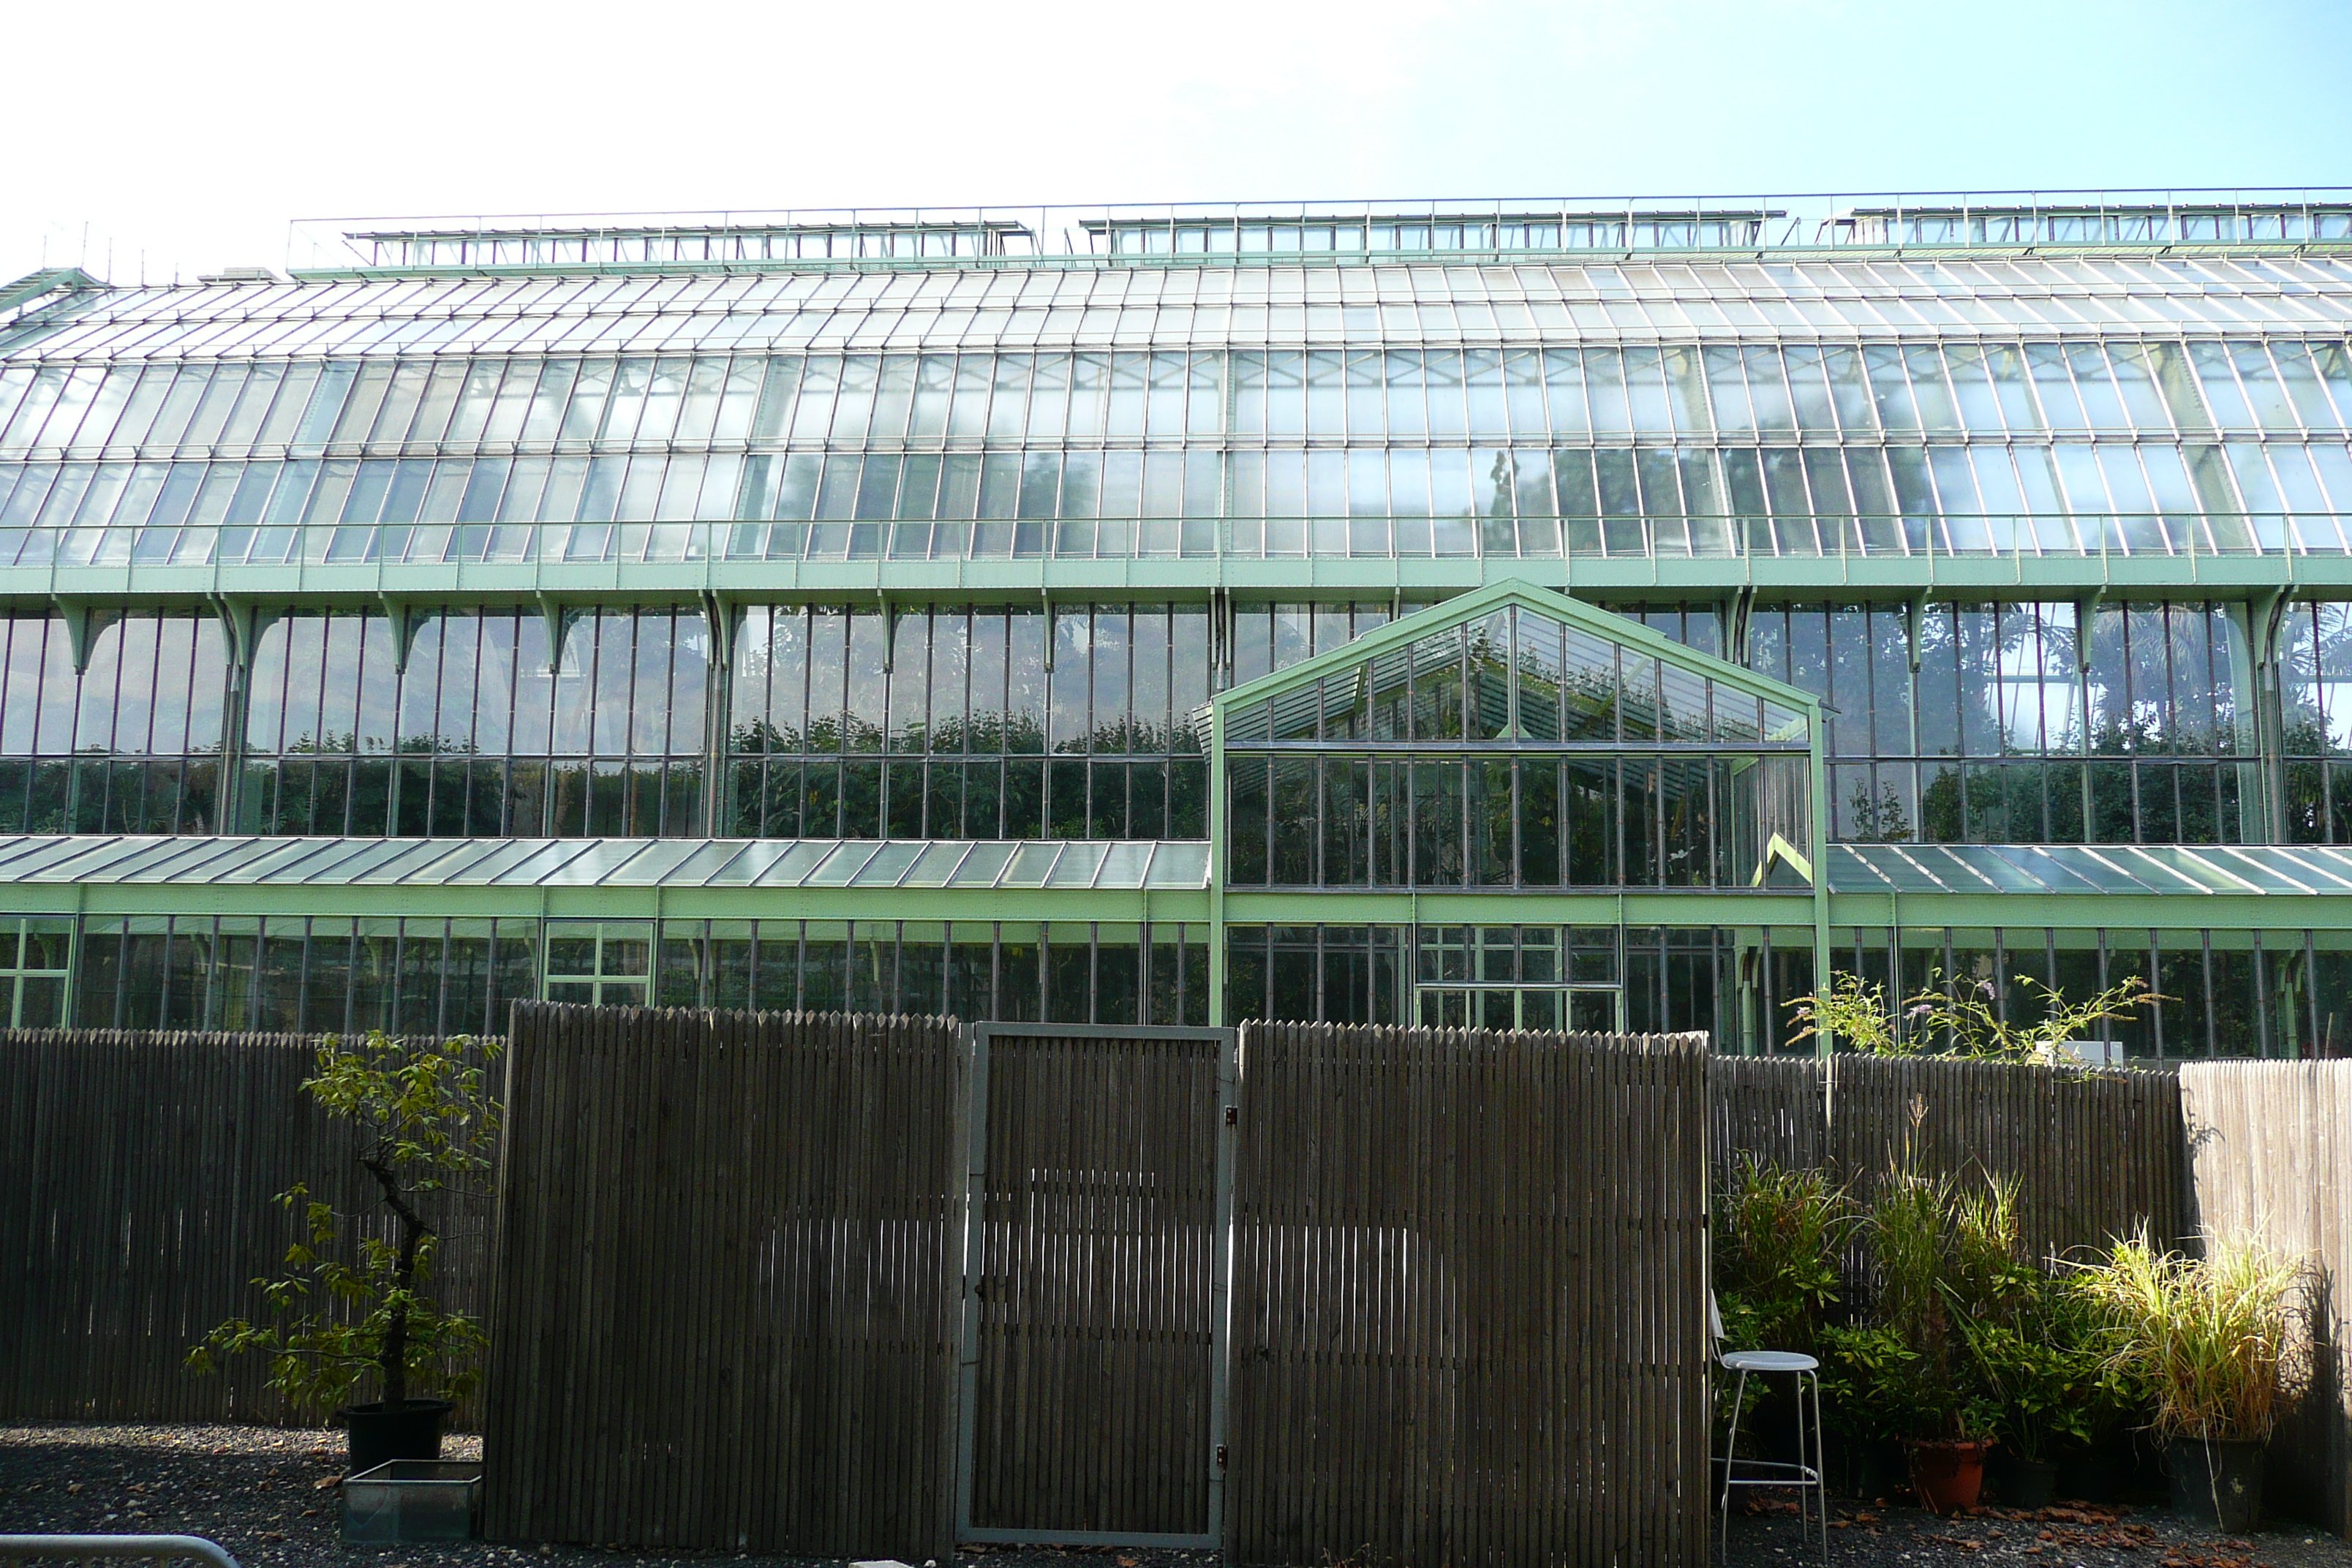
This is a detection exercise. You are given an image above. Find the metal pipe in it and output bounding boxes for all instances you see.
[0,1537,242,1568]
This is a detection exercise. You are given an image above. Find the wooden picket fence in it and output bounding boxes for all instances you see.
[0,1028,496,1425]
[1228,1025,1713,1568]
[18,1019,2352,1555]
[2179,1062,2352,1537]
[481,1004,968,1562]
[1710,1054,2190,1258]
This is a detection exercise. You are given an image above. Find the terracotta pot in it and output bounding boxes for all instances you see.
[1909,1439,1994,1515]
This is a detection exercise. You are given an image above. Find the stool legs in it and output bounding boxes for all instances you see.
[1716,1366,1828,1566]
[1809,1368,1828,1562]
[1718,1367,1751,1562]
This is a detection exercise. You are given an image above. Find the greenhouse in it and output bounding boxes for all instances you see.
[1,190,2350,1055]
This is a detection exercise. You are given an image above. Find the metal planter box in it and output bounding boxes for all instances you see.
[342,1459,482,1542]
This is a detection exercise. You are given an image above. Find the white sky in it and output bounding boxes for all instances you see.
[4,0,2348,284]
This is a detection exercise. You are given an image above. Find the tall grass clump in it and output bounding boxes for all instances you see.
[2076,1228,2307,1444]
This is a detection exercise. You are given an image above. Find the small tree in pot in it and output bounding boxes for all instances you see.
[190,1031,501,1475]
[2076,1229,2307,1532]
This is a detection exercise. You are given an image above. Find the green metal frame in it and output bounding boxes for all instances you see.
[1203,578,1835,1032]
[12,529,2352,617]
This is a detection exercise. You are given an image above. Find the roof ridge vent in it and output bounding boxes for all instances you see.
[198,266,279,284]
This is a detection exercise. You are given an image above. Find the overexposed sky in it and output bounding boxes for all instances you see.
[4,0,2348,284]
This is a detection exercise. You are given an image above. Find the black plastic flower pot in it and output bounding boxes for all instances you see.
[2166,1436,2264,1533]
[1842,1438,1907,1501]
[342,1399,456,1478]
[2056,1440,2129,1503]
[1994,1453,2060,1509]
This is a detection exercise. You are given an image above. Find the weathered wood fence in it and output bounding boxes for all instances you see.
[481,1005,968,1562]
[481,1009,1713,1567]
[17,1019,2352,1552]
[1711,1055,2190,1257]
[2180,1062,2352,1537]
[1229,1024,1713,1568]
[0,1028,494,1425]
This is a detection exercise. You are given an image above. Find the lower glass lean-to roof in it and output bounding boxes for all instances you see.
[0,834,1211,892]
[6,834,2352,926]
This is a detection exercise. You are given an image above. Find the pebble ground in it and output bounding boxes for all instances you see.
[4,1425,2348,1568]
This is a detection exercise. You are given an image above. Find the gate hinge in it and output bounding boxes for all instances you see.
[1224,1104,1237,1127]
[1216,1444,1229,1471]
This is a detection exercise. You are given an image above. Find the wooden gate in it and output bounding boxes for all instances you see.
[955,1023,1237,1547]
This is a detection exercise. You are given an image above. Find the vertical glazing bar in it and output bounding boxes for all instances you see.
[1207,695,1226,1026]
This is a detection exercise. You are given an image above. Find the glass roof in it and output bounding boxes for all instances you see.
[1828,843,2352,897]
[0,835,1212,891]
[4,832,2351,901]
[9,252,2352,363]
[1220,581,1814,743]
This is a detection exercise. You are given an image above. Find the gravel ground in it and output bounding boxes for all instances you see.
[2,1424,2347,1568]
[1722,1494,2352,1568]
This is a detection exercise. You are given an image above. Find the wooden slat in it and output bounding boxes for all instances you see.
[963,1023,1224,1538]
[1705,1054,2188,1262]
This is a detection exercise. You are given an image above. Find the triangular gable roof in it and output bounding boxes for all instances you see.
[1210,578,1822,728]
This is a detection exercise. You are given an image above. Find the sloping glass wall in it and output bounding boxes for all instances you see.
[3,339,2349,561]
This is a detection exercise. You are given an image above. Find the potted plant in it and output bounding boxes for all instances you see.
[2076,1229,2307,1533]
[1824,1158,2021,1514]
[1961,1273,2137,1507]
[191,1032,502,1475]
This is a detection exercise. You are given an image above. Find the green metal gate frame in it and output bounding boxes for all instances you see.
[953,1021,1240,1549]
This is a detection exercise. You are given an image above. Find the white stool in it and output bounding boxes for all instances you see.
[1712,1294,1828,1564]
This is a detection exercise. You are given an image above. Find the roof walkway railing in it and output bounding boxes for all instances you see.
[287,189,2352,274]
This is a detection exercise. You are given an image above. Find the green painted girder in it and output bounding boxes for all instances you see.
[0,267,96,319]
[25,879,2342,932]
[1225,890,1823,925]
[1823,890,2352,932]
[16,546,2350,614]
